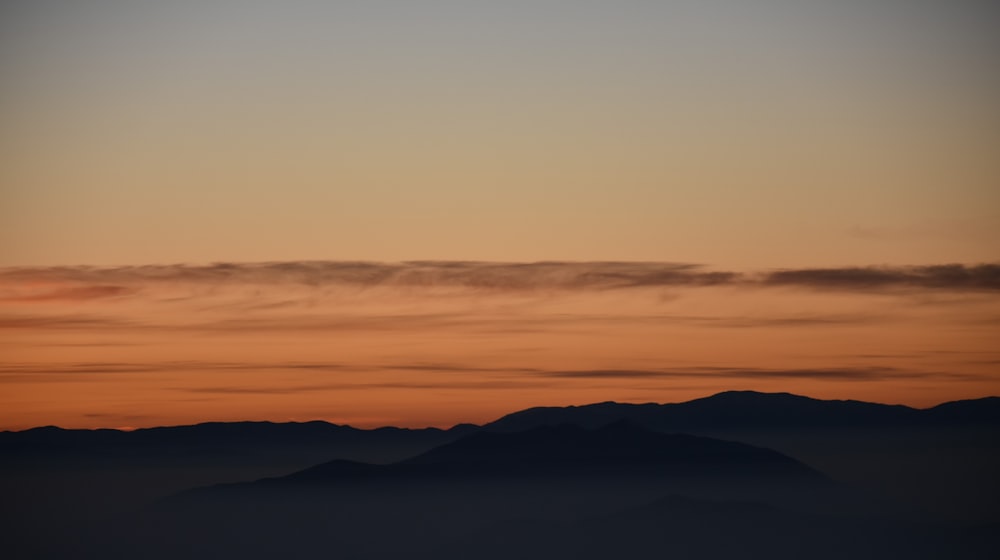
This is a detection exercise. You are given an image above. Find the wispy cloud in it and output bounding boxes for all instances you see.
[175,378,541,395]
[2,261,996,297]
[0,285,133,303]
[540,366,976,382]
[0,361,356,376]
[0,261,736,292]
[0,314,133,330]
[0,360,974,384]
[762,264,1000,291]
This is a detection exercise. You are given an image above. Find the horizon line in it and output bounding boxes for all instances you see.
[5,389,997,434]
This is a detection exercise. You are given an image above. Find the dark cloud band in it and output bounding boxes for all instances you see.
[1,261,997,295]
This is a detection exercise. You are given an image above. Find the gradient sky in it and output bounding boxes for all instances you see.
[1,2,998,429]
[2,0,998,267]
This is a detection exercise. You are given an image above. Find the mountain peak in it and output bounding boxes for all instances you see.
[699,390,811,402]
[484,390,950,433]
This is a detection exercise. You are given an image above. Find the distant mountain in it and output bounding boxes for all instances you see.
[5,391,996,464]
[477,391,1000,526]
[144,422,835,559]
[133,424,979,560]
[0,420,463,467]
[273,422,826,484]
[484,390,1000,433]
[928,396,1000,424]
[1,420,446,449]
[6,393,999,560]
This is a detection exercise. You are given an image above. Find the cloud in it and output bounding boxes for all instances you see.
[762,264,1000,291]
[2,261,996,297]
[174,378,541,395]
[0,314,133,330]
[0,261,739,292]
[540,366,975,382]
[176,385,348,395]
[0,285,132,303]
[631,314,881,328]
[0,360,538,380]
[1,359,983,398]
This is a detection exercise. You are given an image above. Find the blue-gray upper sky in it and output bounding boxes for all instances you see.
[2,0,998,266]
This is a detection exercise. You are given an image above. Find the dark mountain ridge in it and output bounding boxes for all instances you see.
[6,392,998,559]
[4,391,996,453]
[156,421,838,549]
[132,424,946,560]
[485,390,1000,433]
[0,420,462,468]
[272,421,826,484]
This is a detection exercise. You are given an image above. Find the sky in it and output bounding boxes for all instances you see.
[1,1,998,429]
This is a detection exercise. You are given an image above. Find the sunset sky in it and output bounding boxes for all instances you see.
[1,1,998,429]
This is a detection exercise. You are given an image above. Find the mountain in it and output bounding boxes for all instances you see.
[0,420,462,468]
[107,424,982,560]
[272,421,826,483]
[5,391,996,466]
[928,396,1000,424]
[4,390,998,549]
[125,424,837,560]
[478,392,1000,525]
[0,419,468,556]
[7,393,998,560]
[485,390,1000,433]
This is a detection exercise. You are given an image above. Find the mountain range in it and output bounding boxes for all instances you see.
[4,390,996,463]
[486,390,1000,432]
[2,391,998,559]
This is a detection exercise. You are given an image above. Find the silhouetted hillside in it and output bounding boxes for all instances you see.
[263,422,826,484]
[0,392,1000,559]
[5,391,996,467]
[112,430,989,560]
[485,390,1000,433]
[928,396,1000,424]
[408,421,822,475]
[0,420,461,467]
[119,424,846,560]
[478,392,1000,524]
[5,392,999,560]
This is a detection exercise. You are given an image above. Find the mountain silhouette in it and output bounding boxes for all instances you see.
[927,396,1000,424]
[129,423,844,560]
[5,391,996,462]
[5,392,998,560]
[484,390,1000,433]
[0,420,462,469]
[472,392,1000,524]
[273,421,826,483]
[135,420,985,560]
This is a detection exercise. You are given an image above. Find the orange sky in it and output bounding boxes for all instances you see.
[2,262,997,430]
[1,3,999,429]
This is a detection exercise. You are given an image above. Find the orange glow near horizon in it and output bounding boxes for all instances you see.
[2,262,997,430]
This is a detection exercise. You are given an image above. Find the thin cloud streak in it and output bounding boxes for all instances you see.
[175,379,543,394]
[0,314,134,330]
[542,367,977,382]
[0,361,978,384]
[762,264,1000,292]
[0,361,357,376]
[0,285,133,303]
[2,261,998,295]
[0,261,734,292]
